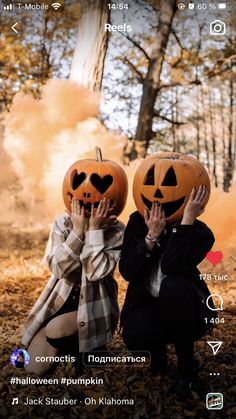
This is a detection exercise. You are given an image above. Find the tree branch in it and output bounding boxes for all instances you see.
[205,55,236,79]
[159,78,201,90]
[167,29,185,68]
[153,109,185,125]
[171,29,184,50]
[124,58,144,83]
[121,33,150,61]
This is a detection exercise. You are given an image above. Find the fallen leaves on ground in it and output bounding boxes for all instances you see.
[0,227,235,419]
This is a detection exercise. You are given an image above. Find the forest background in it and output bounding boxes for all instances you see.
[0,1,236,418]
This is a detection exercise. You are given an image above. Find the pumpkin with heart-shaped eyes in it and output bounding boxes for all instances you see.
[133,152,211,224]
[62,147,128,216]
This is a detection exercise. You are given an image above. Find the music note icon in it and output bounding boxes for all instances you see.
[12,397,18,405]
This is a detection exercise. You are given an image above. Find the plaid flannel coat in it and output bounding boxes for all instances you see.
[21,214,125,352]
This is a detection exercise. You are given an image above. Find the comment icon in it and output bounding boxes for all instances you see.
[206,294,224,311]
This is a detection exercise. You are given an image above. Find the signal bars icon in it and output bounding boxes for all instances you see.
[51,2,61,10]
[4,4,13,10]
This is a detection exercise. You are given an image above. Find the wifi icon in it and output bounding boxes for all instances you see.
[51,2,61,10]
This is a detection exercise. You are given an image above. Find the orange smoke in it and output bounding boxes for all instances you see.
[200,182,236,254]
[4,80,99,187]
[3,79,236,255]
[3,79,126,217]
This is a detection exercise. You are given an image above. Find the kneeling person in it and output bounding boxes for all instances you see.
[22,149,127,375]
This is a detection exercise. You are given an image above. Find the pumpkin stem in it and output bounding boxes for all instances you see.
[95,146,103,162]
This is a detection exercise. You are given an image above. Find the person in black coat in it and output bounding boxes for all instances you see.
[119,185,215,401]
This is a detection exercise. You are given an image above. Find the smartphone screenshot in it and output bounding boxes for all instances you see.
[0,0,235,418]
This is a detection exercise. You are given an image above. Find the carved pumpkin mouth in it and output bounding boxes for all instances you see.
[141,194,185,218]
[77,199,115,211]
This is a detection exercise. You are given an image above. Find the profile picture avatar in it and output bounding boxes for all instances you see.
[10,348,30,368]
[210,20,226,35]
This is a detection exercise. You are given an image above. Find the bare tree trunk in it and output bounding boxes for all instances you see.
[175,88,181,152]
[172,88,180,152]
[220,86,226,187]
[209,87,218,187]
[200,86,210,171]
[196,86,200,159]
[70,0,110,91]
[36,16,57,94]
[224,79,234,191]
[171,90,176,152]
[134,0,176,158]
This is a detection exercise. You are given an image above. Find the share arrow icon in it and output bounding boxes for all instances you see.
[207,341,223,355]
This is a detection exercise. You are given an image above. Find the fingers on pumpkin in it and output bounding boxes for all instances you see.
[189,188,196,201]
[77,199,83,214]
[96,199,103,214]
[195,185,206,203]
[72,198,79,212]
[150,203,154,217]
[152,202,157,218]
[96,198,109,217]
[204,188,209,203]
[91,204,95,217]
[104,199,110,216]
[157,203,163,218]
[71,198,76,214]
[200,186,208,205]
[150,202,157,217]
[161,210,166,222]
[144,209,149,223]
[195,185,203,200]
[81,205,85,216]
[100,198,108,216]
[155,203,160,218]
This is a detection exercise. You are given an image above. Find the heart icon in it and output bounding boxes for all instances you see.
[206,251,223,266]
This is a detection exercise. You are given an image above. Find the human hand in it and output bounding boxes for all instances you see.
[144,202,166,239]
[88,198,110,230]
[182,185,208,225]
[69,198,86,237]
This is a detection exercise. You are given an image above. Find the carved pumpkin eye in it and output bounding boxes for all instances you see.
[71,170,86,190]
[161,167,177,186]
[144,165,155,185]
[90,174,113,194]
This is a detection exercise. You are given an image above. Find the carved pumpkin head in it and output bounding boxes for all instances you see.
[133,152,210,224]
[62,147,128,216]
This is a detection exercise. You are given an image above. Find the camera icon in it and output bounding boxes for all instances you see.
[210,20,226,36]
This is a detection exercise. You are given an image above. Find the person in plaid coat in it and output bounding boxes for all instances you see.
[22,198,124,375]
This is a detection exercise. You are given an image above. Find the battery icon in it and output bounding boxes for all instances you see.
[218,3,226,9]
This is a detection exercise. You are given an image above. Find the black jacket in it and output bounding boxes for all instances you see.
[119,211,215,325]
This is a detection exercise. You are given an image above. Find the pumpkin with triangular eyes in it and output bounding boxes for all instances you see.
[133,152,210,224]
[62,147,128,216]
